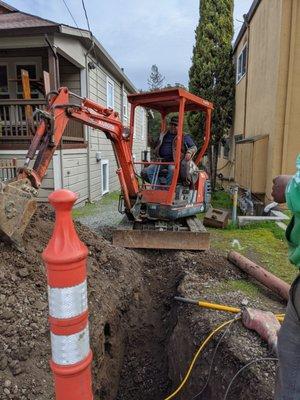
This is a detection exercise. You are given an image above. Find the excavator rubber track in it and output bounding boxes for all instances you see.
[113,216,210,250]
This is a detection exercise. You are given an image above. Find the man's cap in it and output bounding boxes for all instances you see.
[170,116,178,126]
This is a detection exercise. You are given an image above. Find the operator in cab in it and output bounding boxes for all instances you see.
[142,116,197,187]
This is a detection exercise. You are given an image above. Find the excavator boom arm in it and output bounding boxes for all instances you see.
[21,87,139,201]
[0,87,139,247]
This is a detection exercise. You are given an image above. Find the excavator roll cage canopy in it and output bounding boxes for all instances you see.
[126,88,213,219]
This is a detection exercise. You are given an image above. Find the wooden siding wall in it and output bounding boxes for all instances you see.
[87,55,147,201]
[61,149,88,201]
[59,55,81,95]
[252,137,268,193]
[281,0,300,176]
[235,142,253,189]
[232,0,294,198]
[131,104,148,174]
[88,58,119,199]
[235,136,268,194]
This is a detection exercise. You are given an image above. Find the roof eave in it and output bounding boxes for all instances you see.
[0,25,60,37]
[59,25,137,93]
[58,25,136,92]
[0,0,18,12]
[233,0,261,53]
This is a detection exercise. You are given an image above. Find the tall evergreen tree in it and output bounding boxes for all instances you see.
[188,0,235,189]
[147,65,165,91]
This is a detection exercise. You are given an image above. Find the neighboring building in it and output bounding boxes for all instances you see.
[0,1,148,203]
[220,0,300,201]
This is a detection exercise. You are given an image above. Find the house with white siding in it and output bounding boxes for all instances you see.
[0,1,148,203]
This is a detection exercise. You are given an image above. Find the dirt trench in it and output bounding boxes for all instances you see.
[113,250,280,400]
[0,206,281,400]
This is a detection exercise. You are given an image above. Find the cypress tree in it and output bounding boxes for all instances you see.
[189,0,235,189]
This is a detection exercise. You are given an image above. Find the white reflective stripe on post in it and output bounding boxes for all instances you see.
[51,325,90,365]
[48,280,88,319]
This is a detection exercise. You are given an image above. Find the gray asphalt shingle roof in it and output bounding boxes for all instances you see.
[0,11,58,29]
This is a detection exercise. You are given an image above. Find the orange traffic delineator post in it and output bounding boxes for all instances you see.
[43,189,93,400]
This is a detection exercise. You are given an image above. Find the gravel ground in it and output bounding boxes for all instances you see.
[77,198,123,239]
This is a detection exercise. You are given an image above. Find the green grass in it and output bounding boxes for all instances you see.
[198,189,296,297]
[210,223,296,285]
[99,191,120,205]
[217,279,261,299]
[211,190,232,209]
[72,191,120,218]
[210,219,297,298]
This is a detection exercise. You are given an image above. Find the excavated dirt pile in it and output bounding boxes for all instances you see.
[0,206,145,400]
[0,205,284,400]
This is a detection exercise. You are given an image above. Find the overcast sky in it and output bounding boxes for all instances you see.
[9,0,252,89]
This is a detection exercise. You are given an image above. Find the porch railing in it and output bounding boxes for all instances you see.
[0,99,85,147]
[0,158,17,182]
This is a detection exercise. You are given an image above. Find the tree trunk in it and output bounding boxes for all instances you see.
[210,143,219,191]
[207,144,213,183]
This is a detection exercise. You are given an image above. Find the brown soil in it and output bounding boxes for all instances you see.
[0,206,144,400]
[168,250,284,400]
[0,206,284,400]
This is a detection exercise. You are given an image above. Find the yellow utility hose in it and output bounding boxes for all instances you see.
[164,298,285,399]
[174,297,285,322]
[163,318,239,400]
[198,300,240,314]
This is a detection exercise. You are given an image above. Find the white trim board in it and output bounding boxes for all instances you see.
[101,159,109,195]
[0,149,87,155]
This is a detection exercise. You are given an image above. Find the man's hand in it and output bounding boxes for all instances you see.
[272,175,292,203]
[185,152,192,161]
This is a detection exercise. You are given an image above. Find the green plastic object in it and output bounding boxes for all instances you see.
[286,155,300,267]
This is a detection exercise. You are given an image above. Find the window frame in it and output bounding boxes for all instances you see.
[0,63,9,98]
[101,159,109,195]
[123,89,128,120]
[106,77,115,109]
[236,43,248,84]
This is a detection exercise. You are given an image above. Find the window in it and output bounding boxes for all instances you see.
[0,65,9,99]
[16,64,38,98]
[236,44,247,83]
[106,77,114,109]
[123,90,128,120]
[101,159,109,195]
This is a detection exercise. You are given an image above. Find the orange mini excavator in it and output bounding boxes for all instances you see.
[0,87,213,250]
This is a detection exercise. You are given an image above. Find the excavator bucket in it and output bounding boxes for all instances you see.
[0,179,37,249]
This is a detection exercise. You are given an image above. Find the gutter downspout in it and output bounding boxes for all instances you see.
[85,36,95,202]
[243,14,250,137]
